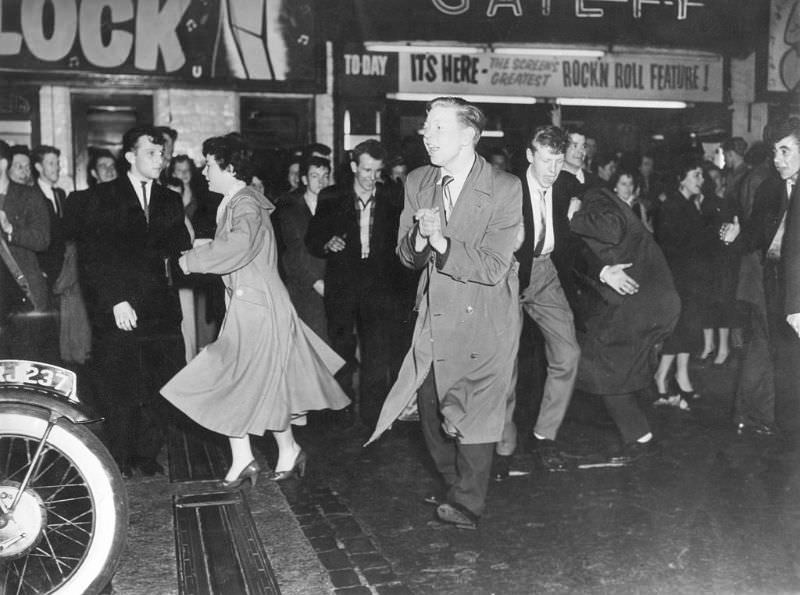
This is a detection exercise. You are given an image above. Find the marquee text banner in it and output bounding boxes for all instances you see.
[398,52,723,102]
[0,0,320,90]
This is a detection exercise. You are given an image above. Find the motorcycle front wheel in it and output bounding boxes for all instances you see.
[0,407,129,595]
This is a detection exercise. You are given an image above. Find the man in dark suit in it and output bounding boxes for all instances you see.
[513,126,641,470]
[769,118,800,439]
[514,126,581,471]
[306,140,404,426]
[78,126,189,477]
[275,156,331,340]
[31,145,67,294]
[0,140,51,358]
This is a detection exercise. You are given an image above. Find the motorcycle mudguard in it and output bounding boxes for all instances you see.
[0,360,100,424]
[0,388,96,424]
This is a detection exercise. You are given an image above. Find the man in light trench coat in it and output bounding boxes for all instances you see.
[365,97,522,529]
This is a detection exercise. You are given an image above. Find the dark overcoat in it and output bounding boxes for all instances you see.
[274,192,328,340]
[570,188,680,394]
[367,156,522,445]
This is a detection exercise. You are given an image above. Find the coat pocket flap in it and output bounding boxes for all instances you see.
[231,284,269,307]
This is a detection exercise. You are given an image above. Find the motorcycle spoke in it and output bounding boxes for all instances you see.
[1,435,99,594]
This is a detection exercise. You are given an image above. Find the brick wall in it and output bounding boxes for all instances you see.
[154,89,239,163]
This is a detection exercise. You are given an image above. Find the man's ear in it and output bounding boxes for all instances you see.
[526,148,535,164]
[350,161,358,175]
[301,175,309,187]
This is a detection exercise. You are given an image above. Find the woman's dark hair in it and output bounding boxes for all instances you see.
[674,153,704,187]
[609,168,639,193]
[170,154,198,179]
[201,133,254,184]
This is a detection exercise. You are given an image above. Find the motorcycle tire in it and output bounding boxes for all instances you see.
[0,406,129,595]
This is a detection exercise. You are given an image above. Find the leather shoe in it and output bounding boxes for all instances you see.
[137,458,165,477]
[609,439,661,464]
[530,437,569,471]
[423,494,444,506]
[492,454,511,481]
[736,421,777,437]
[435,502,478,530]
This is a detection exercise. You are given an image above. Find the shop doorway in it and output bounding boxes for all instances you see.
[71,93,153,190]
[240,96,313,198]
[0,86,39,149]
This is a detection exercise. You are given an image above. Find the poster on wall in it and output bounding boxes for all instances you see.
[769,0,800,93]
[0,0,322,91]
[397,51,723,103]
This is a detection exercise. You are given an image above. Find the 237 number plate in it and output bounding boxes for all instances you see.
[0,360,78,403]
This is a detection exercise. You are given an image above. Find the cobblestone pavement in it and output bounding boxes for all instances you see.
[111,353,800,594]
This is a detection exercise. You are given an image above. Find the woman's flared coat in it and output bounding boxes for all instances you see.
[161,186,349,437]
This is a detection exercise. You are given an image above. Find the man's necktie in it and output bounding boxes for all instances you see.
[141,181,149,222]
[53,190,62,218]
[442,175,454,223]
[533,189,546,256]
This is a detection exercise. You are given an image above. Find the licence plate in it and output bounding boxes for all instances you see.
[0,360,79,403]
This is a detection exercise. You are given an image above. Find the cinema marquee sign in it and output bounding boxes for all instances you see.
[0,0,321,90]
[429,0,704,20]
[399,50,723,102]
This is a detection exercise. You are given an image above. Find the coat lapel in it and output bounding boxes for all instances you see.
[445,157,490,236]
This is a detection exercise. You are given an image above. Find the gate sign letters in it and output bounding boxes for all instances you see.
[399,51,723,102]
[0,0,320,90]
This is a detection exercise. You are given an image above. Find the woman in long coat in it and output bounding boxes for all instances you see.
[161,134,349,487]
[570,170,680,456]
[653,155,721,408]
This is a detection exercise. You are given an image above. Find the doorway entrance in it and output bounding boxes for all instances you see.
[71,92,153,190]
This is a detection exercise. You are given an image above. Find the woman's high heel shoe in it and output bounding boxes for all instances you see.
[270,449,307,482]
[219,460,261,490]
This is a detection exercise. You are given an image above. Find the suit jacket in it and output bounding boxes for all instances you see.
[0,181,50,313]
[780,180,800,315]
[367,156,522,445]
[35,185,67,288]
[517,169,583,290]
[78,175,189,329]
[274,191,328,338]
[305,180,402,298]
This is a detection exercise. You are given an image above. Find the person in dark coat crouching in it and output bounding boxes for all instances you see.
[569,170,681,460]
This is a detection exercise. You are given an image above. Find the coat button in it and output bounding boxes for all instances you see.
[466,306,474,313]
[235,289,243,297]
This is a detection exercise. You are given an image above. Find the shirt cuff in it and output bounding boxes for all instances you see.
[434,238,451,270]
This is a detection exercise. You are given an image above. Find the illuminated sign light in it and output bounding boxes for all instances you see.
[493,46,605,58]
[389,92,537,104]
[364,43,486,54]
[555,98,688,108]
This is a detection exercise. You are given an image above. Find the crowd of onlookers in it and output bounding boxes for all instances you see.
[0,113,797,481]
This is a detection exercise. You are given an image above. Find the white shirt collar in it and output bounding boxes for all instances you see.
[526,168,551,197]
[37,177,55,200]
[441,155,475,185]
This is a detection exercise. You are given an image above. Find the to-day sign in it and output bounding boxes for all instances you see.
[399,51,723,102]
